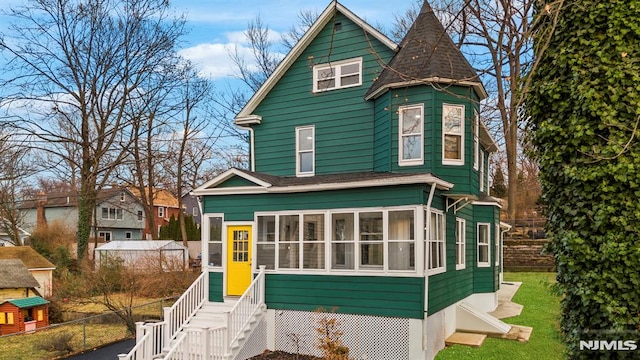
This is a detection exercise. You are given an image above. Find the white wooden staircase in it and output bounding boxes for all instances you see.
[119,266,267,360]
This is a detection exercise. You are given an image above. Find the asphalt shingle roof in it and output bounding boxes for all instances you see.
[0,247,55,269]
[0,259,40,289]
[365,1,480,98]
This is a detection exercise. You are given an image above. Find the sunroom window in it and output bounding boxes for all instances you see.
[331,213,355,269]
[359,212,383,269]
[303,214,325,269]
[313,58,362,92]
[279,215,300,269]
[443,104,465,165]
[399,104,424,166]
[389,210,415,270]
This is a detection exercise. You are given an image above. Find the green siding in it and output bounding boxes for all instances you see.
[208,272,223,302]
[265,274,425,319]
[203,185,425,221]
[427,202,475,314]
[251,12,395,176]
[473,204,500,293]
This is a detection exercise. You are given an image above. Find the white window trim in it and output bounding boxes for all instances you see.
[479,150,485,192]
[427,210,446,275]
[296,126,315,177]
[254,205,421,276]
[398,104,424,166]
[203,214,225,270]
[477,222,491,267]
[442,103,465,166]
[455,218,466,270]
[158,206,165,218]
[473,110,479,170]
[101,207,123,220]
[495,224,500,266]
[312,57,362,93]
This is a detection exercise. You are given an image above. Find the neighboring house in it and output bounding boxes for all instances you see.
[0,259,50,335]
[19,188,145,242]
[0,247,56,297]
[0,222,30,247]
[94,240,188,271]
[182,193,201,226]
[129,188,182,239]
[127,2,510,360]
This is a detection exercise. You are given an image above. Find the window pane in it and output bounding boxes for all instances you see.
[303,214,324,241]
[479,245,489,263]
[258,216,275,242]
[298,128,314,150]
[279,243,299,268]
[444,105,462,134]
[256,244,275,270]
[279,215,299,241]
[430,241,439,268]
[299,152,313,173]
[341,63,359,75]
[389,242,414,270]
[341,74,359,86]
[360,243,383,267]
[317,67,335,79]
[317,79,335,90]
[209,217,222,241]
[359,212,382,240]
[208,243,222,266]
[102,208,108,219]
[389,210,414,240]
[479,225,489,244]
[117,208,123,220]
[402,135,422,160]
[331,243,354,269]
[303,243,325,269]
[110,208,116,219]
[402,108,422,135]
[332,213,354,241]
[444,134,461,159]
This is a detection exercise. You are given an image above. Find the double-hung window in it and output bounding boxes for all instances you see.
[478,223,490,267]
[296,126,315,176]
[101,207,123,220]
[331,213,355,269]
[479,150,485,192]
[158,207,165,218]
[359,212,383,269]
[389,210,415,270]
[428,210,446,273]
[443,104,465,165]
[455,218,466,270]
[399,104,424,166]
[313,58,362,92]
[207,216,223,267]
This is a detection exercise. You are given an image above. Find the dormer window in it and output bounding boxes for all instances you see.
[313,58,362,92]
[296,126,315,176]
[442,104,465,165]
[398,104,424,166]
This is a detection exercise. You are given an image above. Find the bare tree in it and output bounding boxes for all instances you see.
[0,136,34,245]
[0,0,187,260]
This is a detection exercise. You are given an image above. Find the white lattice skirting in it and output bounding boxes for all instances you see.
[274,310,411,360]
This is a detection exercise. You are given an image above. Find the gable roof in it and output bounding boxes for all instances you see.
[128,188,180,208]
[192,168,453,196]
[365,1,486,100]
[235,1,398,124]
[18,187,139,210]
[7,296,49,308]
[0,247,55,270]
[0,259,40,289]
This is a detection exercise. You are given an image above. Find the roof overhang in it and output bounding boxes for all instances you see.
[192,171,453,196]
[364,77,488,102]
[234,2,398,125]
[479,120,499,152]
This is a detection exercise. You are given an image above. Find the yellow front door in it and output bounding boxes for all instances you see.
[227,226,252,296]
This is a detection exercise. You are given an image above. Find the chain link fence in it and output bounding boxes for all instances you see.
[0,297,174,360]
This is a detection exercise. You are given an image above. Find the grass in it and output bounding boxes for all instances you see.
[0,323,128,360]
[436,272,565,360]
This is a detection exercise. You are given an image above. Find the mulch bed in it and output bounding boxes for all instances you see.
[248,350,322,360]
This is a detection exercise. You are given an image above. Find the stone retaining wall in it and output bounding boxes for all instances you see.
[503,239,555,272]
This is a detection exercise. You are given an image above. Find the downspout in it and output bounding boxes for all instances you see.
[423,181,437,350]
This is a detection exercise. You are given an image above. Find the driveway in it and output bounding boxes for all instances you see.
[66,338,134,360]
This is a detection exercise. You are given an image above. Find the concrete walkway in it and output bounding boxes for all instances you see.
[489,282,524,319]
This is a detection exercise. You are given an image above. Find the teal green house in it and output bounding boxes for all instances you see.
[173,2,510,360]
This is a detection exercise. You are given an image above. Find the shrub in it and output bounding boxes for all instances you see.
[34,331,74,356]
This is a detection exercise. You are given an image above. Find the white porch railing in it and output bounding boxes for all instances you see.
[118,321,165,360]
[163,271,208,346]
[226,265,266,348]
[163,326,227,360]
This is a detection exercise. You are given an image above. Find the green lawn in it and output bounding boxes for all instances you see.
[436,272,565,360]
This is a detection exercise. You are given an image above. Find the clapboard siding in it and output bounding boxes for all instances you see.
[208,272,224,302]
[265,274,425,319]
[252,12,394,176]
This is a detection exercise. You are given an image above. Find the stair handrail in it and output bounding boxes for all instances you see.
[117,321,165,360]
[162,326,227,360]
[226,265,266,348]
[163,270,208,346]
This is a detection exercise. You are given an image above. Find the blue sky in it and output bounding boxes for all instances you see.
[171,0,418,79]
